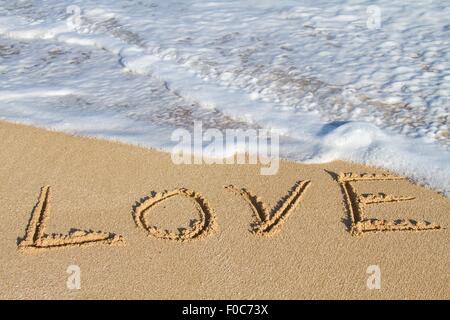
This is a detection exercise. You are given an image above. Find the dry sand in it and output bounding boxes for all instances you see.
[0,121,448,299]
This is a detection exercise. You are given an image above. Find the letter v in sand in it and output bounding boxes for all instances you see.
[225,180,311,236]
[18,186,125,252]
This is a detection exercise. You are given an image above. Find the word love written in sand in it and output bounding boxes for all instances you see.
[17,172,442,252]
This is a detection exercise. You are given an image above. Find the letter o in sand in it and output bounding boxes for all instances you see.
[132,188,217,241]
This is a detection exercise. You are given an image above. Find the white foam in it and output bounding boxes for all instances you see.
[0,0,448,195]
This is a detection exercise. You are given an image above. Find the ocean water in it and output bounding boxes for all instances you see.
[0,0,449,194]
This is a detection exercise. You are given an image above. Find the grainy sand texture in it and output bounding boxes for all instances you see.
[0,121,448,299]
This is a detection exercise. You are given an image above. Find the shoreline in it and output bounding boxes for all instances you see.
[2,119,448,197]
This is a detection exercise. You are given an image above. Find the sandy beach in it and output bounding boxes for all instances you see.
[0,121,448,299]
